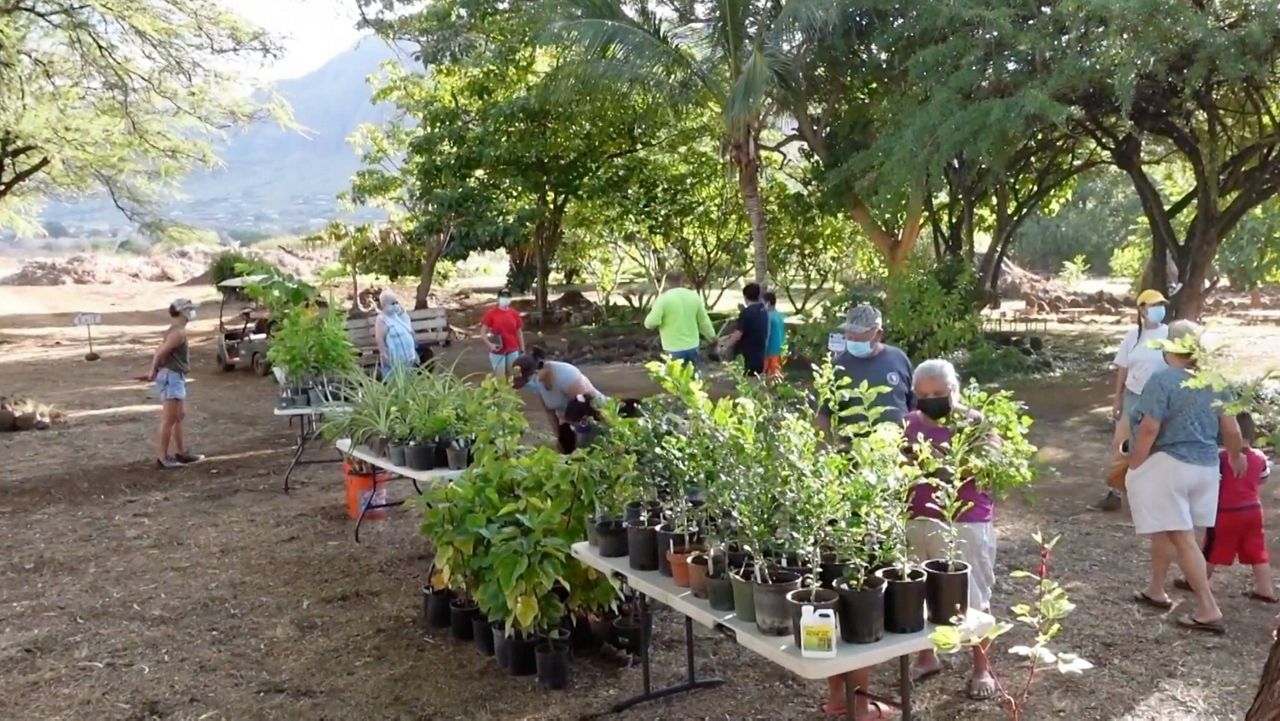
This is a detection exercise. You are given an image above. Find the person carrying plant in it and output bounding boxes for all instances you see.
[1172,411,1276,603]
[720,282,770,376]
[1093,289,1170,512]
[146,298,205,469]
[374,289,418,378]
[763,290,786,380]
[902,359,998,701]
[643,278,716,368]
[481,288,524,378]
[816,304,914,439]
[511,348,606,439]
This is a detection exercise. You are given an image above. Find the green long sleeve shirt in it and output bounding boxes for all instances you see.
[644,287,716,352]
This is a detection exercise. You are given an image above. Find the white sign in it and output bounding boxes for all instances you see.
[73,313,102,327]
[827,333,845,353]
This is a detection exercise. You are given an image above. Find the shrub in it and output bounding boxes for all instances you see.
[209,251,276,287]
[1058,255,1090,284]
[1108,240,1147,292]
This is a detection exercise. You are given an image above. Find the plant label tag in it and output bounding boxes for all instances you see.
[73,313,102,327]
[827,333,845,354]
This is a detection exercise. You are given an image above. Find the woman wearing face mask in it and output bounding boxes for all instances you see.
[481,289,524,378]
[1093,289,1171,512]
[816,304,914,439]
[375,290,419,378]
[511,348,605,435]
[146,298,205,469]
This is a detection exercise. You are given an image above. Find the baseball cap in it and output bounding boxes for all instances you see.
[1135,289,1167,307]
[1152,319,1204,355]
[838,304,883,333]
[170,298,194,313]
[510,354,539,388]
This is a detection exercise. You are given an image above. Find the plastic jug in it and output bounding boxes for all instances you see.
[799,605,838,658]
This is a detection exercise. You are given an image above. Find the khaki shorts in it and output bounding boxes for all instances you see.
[907,518,997,611]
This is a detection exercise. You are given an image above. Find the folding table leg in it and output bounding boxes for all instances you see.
[899,654,913,721]
[282,423,308,493]
[608,592,724,713]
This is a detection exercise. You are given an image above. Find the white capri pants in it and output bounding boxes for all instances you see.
[907,518,997,611]
[1125,451,1219,535]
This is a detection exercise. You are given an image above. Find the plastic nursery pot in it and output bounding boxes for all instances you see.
[568,614,602,653]
[405,441,435,471]
[730,566,757,622]
[626,518,661,572]
[536,641,571,690]
[752,568,802,637]
[786,587,840,649]
[836,576,886,644]
[507,631,538,677]
[624,499,662,523]
[612,616,647,656]
[291,392,310,407]
[687,553,711,600]
[656,524,699,577]
[724,543,752,570]
[431,439,450,469]
[424,586,453,629]
[450,598,479,642]
[445,444,470,470]
[595,520,629,558]
[473,615,495,656]
[590,611,618,649]
[307,388,324,407]
[708,574,735,612]
[819,553,854,591]
[388,442,408,468]
[587,515,610,547]
[667,547,697,588]
[924,558,972,626]
[876,566,928,634]
[493,623,511,669]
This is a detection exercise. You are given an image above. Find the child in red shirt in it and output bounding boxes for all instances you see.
[1180,412,1275,602]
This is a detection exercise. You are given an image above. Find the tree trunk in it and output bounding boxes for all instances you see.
[1248,633,1280,721]
[1171,230,1219,321]
[415,253,438,310]
[735,139,769,288]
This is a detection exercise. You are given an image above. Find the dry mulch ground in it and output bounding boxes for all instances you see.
[2,286,1278,720]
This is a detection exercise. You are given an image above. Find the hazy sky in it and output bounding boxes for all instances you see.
[220,0,365,80]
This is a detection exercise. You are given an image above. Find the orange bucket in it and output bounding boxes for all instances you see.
[344,462,390,520]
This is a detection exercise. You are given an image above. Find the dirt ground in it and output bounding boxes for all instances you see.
[3,276,1280,721]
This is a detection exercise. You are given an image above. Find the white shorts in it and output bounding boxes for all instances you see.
[907,518,996,611]
[1125,452,1219,534]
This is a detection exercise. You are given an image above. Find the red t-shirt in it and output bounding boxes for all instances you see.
[481,307,523,354]
[1217,448,1270,512]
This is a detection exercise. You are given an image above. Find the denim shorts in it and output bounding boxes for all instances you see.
[155,368,186,401]
[489,351,520,374]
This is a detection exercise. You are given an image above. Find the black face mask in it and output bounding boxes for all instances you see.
[917,396,952,421]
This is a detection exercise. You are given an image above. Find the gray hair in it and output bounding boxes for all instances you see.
[379,289,399,308]
[913,359,961,395]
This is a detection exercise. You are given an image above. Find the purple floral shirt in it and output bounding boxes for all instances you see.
[904,410,995,523]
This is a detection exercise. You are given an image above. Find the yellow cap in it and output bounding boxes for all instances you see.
[1135,289,1167,307]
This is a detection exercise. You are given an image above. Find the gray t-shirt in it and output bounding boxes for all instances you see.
[1131,366,1224,467]
[532,361,602,413]
[821,345,914,427]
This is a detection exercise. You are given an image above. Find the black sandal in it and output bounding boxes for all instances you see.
[1176,613,1225,635]
[1244,591,1280,604]
[1133,590,1173,610]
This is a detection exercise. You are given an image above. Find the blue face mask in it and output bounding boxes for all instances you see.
[1145,305,1166,324]
[524,377,542,393]
[845,340,874,358]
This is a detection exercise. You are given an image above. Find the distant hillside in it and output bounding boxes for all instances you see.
[42,38,410,237]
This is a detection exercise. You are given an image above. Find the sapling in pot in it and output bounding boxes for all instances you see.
[920,475,975,627]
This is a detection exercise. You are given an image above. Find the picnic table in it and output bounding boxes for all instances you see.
[335,439,464,542]
[572,541,994,721]
[274,404,350,492]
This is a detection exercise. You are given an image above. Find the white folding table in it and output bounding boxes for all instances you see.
[274,404,350,492]
[334,439,464,542]
[572,541,994,720]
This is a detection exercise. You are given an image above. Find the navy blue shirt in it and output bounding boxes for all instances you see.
[736,303,770,374]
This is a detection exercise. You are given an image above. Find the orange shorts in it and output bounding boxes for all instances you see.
[764,355,783,376]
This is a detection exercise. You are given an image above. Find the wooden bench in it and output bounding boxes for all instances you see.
[346,307,450,370]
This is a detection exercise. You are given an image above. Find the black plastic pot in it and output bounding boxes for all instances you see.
[724,543,752,570]
[423,586,453,629]
[433,439,451,469]
[656,524,699,577]
[388,443,408,467]
[624,500,662,523]
[786,587,840,648]
[507,632,538,676]
[450,598,479,641]
[405,441,435,471]
[924,558,971,626]
[877,566,927,634]
[536,641,570,690]
[568,614,602,653]
[708,575,735,611]
[446,444,469,470]
[587,514,610,547]
[493,624,511,669]
[473,615,495,656]
[819,554,853,590]
[626,519,661,571]
[751,569,802,636]
[612,616,646,655]
[836,576,886,644]
[291,392,309,407]
[590,612,618,648]
[730,567,757,622]
[596,520,629,557]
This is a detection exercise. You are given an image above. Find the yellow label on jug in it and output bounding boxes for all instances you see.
[802,624,834,653]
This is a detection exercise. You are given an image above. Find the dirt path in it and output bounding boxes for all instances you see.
[2,281,1277,720]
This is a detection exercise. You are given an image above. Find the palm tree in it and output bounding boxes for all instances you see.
[554,0,842,288]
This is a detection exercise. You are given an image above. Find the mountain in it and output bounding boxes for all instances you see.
[43,38,407,236]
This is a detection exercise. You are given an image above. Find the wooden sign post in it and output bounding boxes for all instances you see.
[73,312,102,361]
